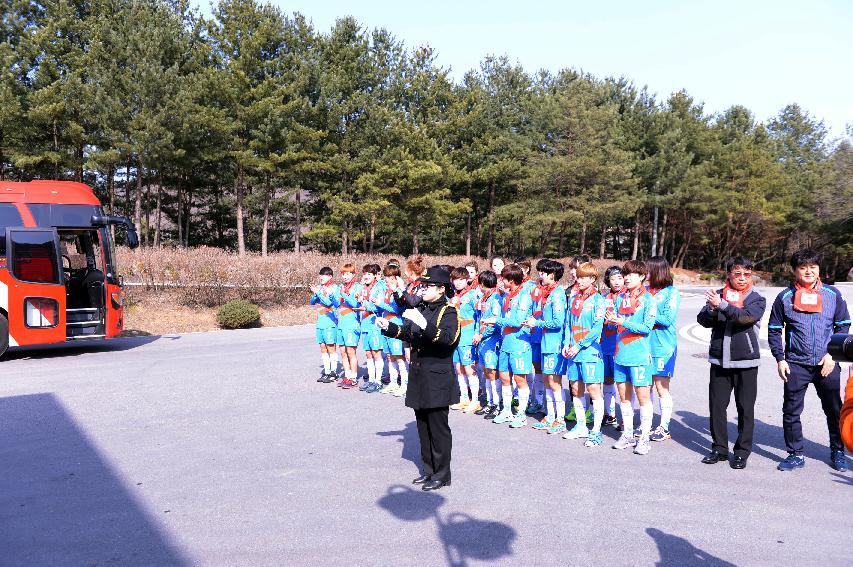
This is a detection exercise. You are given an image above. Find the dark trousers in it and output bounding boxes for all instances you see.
[783,361,843,455]
[709,364,758,458]
[414,407,452,482]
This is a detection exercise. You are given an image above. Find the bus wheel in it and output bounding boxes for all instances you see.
[0,313,8,358]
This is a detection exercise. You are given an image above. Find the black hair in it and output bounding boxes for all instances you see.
[319,266,333,276]
[725,256,754,273]
[501,264,524,285]
[789,248,822,270]
[570,254,592,269]
[540,259,564,281]
[536,258,550,271]
[604,265,622,288]
[362,264,380,275]
[478,270,497,289]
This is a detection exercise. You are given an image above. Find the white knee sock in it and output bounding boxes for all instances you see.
[621,401,634,435]
[457,373,470,402]
[582,394,589,411]
[373,356,384,383]
[493,380,501,405]
[517,387,530,416]
[330,352,339,373]
[468,373,479,402]
[389,360,399,384]
[604,384,617,415]
[640,403,653,439]
[366,358,375,383]
[321,352,331,373]
[501,385,512,413]
[555,388,566,421]
[545,389,556,421]
[573,397,587,429]
[397,360,409,387]
[592,398,604,432]
[660,395,673,430]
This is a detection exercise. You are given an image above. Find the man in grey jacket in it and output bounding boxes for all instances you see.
[697,256,766,469]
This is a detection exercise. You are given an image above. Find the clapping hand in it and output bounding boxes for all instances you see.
[522,316,537,329]
[705,290,721,309]
[310,284,320,295]
[403,308,428,330]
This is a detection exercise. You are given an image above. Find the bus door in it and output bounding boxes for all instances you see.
[3,227,66,346]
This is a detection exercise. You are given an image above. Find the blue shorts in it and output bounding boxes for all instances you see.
[479,347,499,370]
[613,362,653,387]
[602,354,615,379]
[531,342,542,363]
[566,359,579,381]
[572,359,604,384]
[499,349,533,375]
[336,327,360,348]
[541,352,567,376]
[382,335,404,356]
[652,350,677,377]
[454,344,476,366]
[316,327,336,345]
[361,330,383,351]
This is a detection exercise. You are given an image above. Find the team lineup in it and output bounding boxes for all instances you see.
[309,251,852,468]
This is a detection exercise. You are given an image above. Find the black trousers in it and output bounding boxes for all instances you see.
[783,361,843,455]
[709,364,758,458]
[414,407,452,482]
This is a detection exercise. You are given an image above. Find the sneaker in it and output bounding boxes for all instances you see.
[509,415,528,428]
[463,401,481,414]
[511,397,520,409]
[393,387,407,398]
[379,383,396,394]
[830,450,848,472]
[484,405,501,420]
[585,431,604,447]
[634,437,651,455]
[358,380,372,391]
[336,377,347,388]
[525,401,542,415]
[633,427,642,439]
[616,422,624,432]
[317,373,327,383]
[612,434,636,450]
[365,382,381,393]
[547,420,567,435]
[532,418,553,431]
[562,424,589,440]
[602,414,618,427]
[474,404,491,415]
[450,401,468,411]
[341,378,357,389]
[650,426,671,442]
[492,411,513,424]
[777,454,805,471]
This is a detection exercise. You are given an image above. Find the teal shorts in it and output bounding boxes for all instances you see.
[336,327,360,348]
[316,327,336,345]
[572,359,604,384]
[541,352,567,376]
[361,330,383,351]
[498,349,533,375]
[454,344,476,366]
[382,335,404,356]
[613,362,653,387]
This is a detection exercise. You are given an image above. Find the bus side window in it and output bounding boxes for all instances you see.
[0,204,25,257]
[10,230,60,284]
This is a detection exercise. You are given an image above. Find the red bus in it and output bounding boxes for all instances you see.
[0,180,138,357]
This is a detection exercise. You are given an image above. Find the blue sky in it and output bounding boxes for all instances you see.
[197,0,852,138]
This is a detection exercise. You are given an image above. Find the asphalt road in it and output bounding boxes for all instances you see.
[1,286,851,566]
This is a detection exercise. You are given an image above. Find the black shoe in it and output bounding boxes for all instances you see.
[412,474,432,484]
[730,456,748,469]
[422,478,450,491]
[701,451,728,464]
[474,404,491,416]
[318,372,333,383]
[484,406,500,420]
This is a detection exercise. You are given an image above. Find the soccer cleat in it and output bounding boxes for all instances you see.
[547,420,567,435]
[830,450,848,472]
[463,401,481,414]
[602,414,618,427]
[532,418,552,430]
[492,411,513,424]
[509,415,528,428]
[562,424,589,440]
[650,426,671,442]
[777,454,805,471]
[585,431,604,447]
[393,387,407,398]
[634,437,651,455]
[450,401,468,411]
[612,434,636,450]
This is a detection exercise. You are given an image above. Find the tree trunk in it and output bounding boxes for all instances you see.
[107,165,115,241]
[659,211,668,261]
[465,211,471,257]
[53,119,59,179]
[294,189,301,254]
[369,211,376,253]
[261,175,270,257]
[651,205,659,256]
[412,224,419,255]
[75,143,84,182]
[538,221,555,257]
[214,186,223,245]
[154,175,162,247]
[236,165,246,255]
[177,174,183,246]
[134,159,143,243]
[486,183,495,258]
[184,185,193,247]
[144,179,151,247]
[579,222,587,254]
[125,159,132,217]
[557,221,567,257]
[599,225,606,259]
[611,224,620,260]
[631,210,641,260]
[341,220,349,255]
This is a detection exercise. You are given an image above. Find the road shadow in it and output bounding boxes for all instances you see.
[376,421,421,470]
[646,528,736,566]
[4,334,164,361]
[378,485,516,567]
[675,410,834,463]
[0,393,188,566]
[830,472,853,486]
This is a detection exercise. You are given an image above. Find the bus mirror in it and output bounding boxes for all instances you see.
[125,222,139,249]
[91,215,139,249]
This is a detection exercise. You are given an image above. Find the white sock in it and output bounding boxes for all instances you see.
[660,395,673,430]
[397,360,409,387]
[582,395,589,412]
[545,389,556,421]
[573,398,587,429]
[321,352,331,373]
[592,398,604,432]
[468,373,479,402]
[366,358,376,383]
[373,356,384,383]
[492,380,501,405]
[555,388,566,420]
[457,373,470,402]
[621,401,634,435]
[330,352,339,373]
[604,384,617,415]
[517,387,530,416]
[389,360,399,384]
[640,403,653,439]
[501,385,512,413]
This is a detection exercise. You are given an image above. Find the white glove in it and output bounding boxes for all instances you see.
[374,317,390,330]
[402,308,427,330]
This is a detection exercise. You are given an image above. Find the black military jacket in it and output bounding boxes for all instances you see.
[382,296,461,410]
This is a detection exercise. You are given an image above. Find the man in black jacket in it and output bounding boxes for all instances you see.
[697,256,767,469]
[376,266,460,491]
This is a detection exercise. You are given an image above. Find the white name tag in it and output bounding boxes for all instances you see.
[724,290,740,303]
[801,292,818,305]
